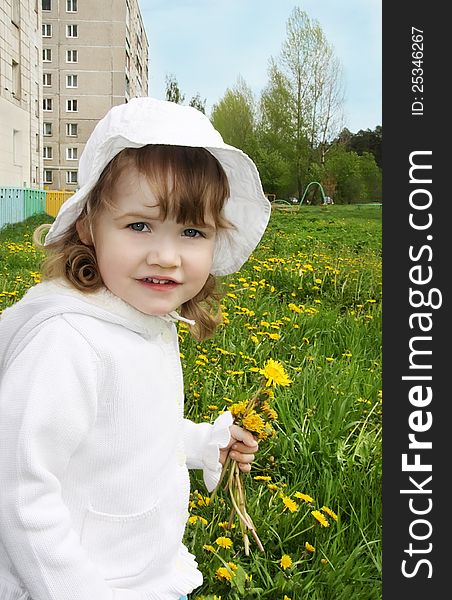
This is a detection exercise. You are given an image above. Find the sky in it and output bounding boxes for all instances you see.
[139,0,382,134]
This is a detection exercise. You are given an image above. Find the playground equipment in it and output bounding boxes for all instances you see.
[299,181,327,206]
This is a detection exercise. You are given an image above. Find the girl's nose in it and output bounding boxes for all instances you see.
[145,238,181,268]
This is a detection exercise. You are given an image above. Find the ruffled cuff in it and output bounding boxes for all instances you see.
[202,411,233,492]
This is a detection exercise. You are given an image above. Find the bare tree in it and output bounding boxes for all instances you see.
[188,92,207,114]
[263,7,345,193]
[165,74,185,104]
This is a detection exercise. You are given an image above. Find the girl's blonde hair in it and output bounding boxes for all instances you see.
[34,145,232,340]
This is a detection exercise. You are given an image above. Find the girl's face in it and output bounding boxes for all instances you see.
[78,165,217,316]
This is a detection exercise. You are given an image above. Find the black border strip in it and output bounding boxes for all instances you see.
[382,2,448,596]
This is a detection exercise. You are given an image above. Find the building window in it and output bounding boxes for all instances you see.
[43,48,52,62]
[43,122,52,136]
[66,74,78,88]
[12,0,20,26]
[43,73,52,87]
[66,24,78,38]
[66,50,78,63]
[66,147,78,160]
[66,99,78,112]
[66,0,77,12]
[35,82,39,116]
[66,171,78,184]
[43,169,53,184]
[43,146,53,160]
[12,60,21,99]
[42,23,52,37]
[43,98,53,111]
[42,0,51,10]
[66,123,78,137]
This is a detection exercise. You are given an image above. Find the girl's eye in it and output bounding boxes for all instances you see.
[183,228,204,238]
[128,222,150,232]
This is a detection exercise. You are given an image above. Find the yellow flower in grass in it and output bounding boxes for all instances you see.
[283,596,292,600]
[218,521,235,529]
[215,536,233,549]
[260,359,293,387]
[216,566,234,582]
[262,401,278,420]
[229,401,248,417]
[202,544,215,552]
[254,475,272,482]
[280,554,293,570]
[294,492,314,504]
[320,558,328,565]
[242,411,265,434]
[321,505,338,521]
[227,562,238,571]
[311,510,330,527]
[281,496,298,513]
[305,541,316,553]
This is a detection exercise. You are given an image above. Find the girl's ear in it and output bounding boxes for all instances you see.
[76,217,93,245]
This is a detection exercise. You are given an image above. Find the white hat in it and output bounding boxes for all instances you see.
[45,97,271,276]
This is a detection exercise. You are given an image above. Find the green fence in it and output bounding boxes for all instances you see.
[0,187,73,229]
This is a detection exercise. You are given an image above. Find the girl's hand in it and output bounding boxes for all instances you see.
[219,424,259,473]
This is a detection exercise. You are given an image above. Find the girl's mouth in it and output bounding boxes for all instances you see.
[142,277,175,285]
[139,277,180,290]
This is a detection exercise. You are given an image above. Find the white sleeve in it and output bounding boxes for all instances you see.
[182,411,233,492]
[0,317,144,600]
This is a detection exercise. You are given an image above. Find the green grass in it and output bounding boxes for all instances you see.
[0,205,382,600]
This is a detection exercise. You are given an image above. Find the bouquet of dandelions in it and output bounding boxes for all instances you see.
[212,359,293,555]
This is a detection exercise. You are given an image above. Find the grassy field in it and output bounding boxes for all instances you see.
[0,205,382,600]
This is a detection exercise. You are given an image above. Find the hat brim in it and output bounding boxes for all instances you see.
[45,142,270,276]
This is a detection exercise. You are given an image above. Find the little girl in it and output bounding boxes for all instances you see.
[0,98,271,600]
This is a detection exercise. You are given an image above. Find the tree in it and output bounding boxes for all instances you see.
[189,93,207,114]
[324,146,364,203]
[262,7,345,196]
[346,126,382,168]
[210,76,257,157]
[165,74,185,104]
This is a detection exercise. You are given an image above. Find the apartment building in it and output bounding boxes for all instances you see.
[41,0,148,190]
[0,0,43,188]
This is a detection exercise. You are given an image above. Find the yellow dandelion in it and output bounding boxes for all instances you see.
[280,554,293,570]
[215,536,233,549]
[197,495,211,507]
[260,359,293,387]
[229,401,248,417]
[320,558,328,565]
[254,475,272,482]
[188,516,198,524]
[227,562,238,571]
[294,492,314,503]
[282,496,298,513]
[288,302,302,313]
[262,401,278,420]
[305,541,316,553]
[216,566,233,582]
[242,411,265,433]
[202,544,215,552]
[267,483,278,492]
[283,596,292,600]
[218,521,235,529]
[311,510,330,527]
[321,506,338,521]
